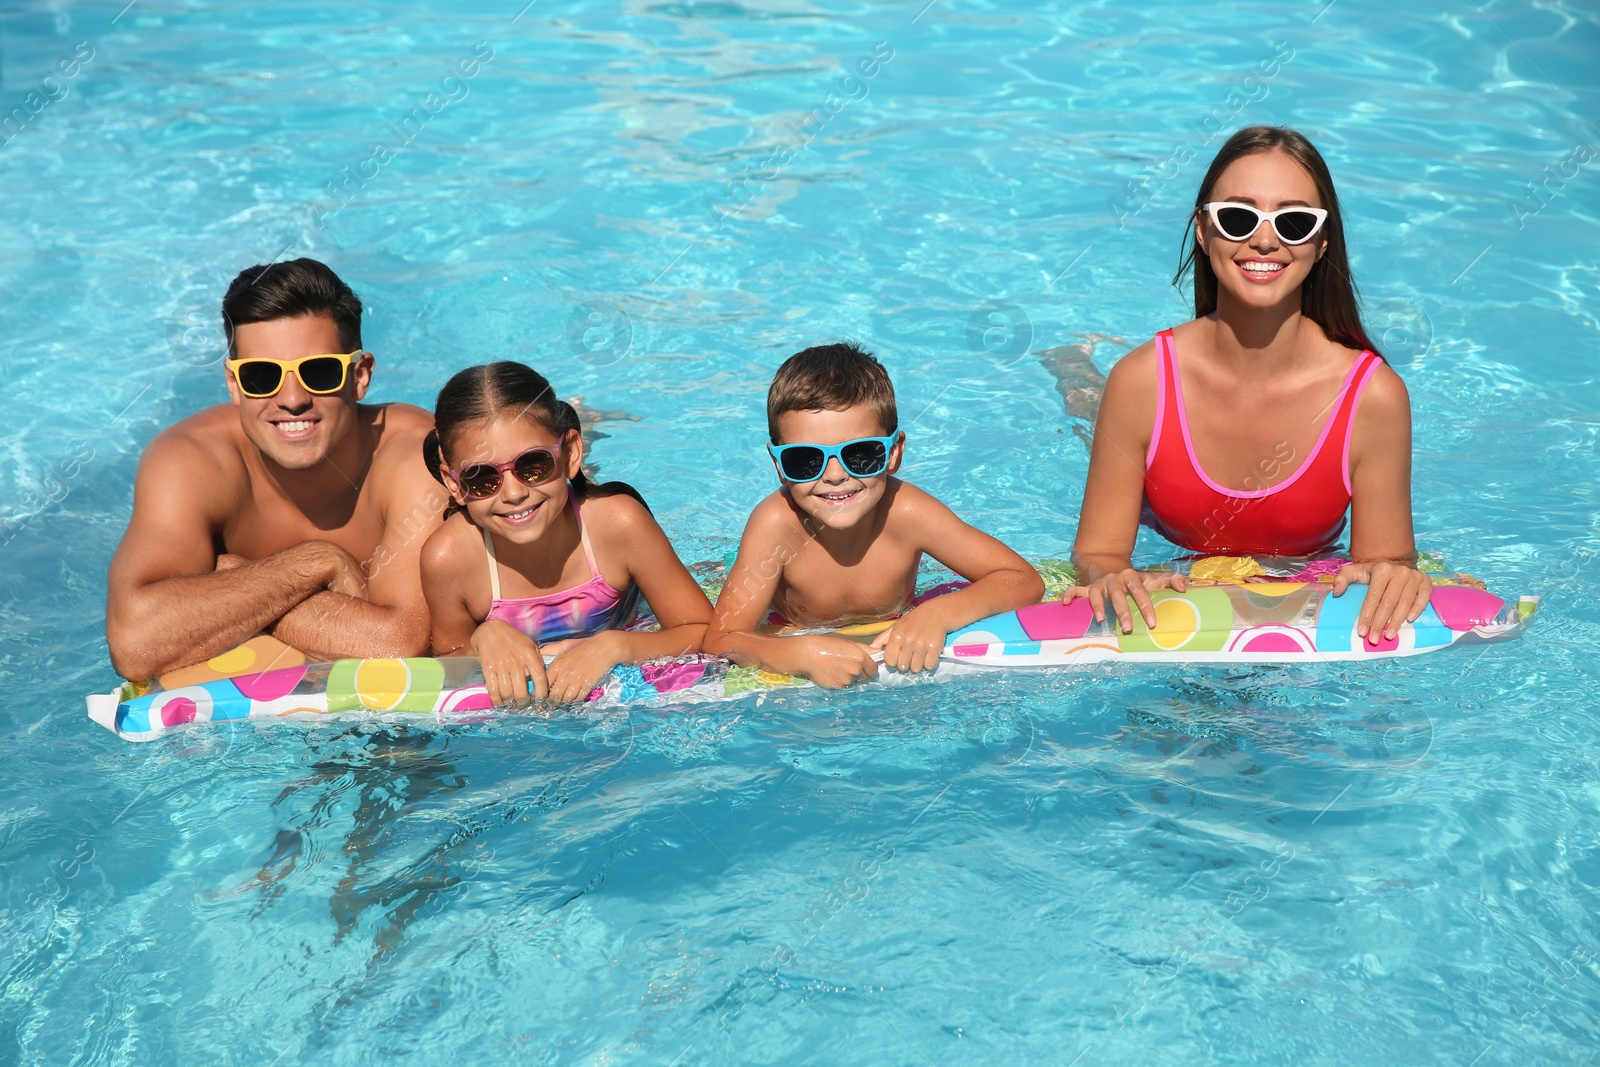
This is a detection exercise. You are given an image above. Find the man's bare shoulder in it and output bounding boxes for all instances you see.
[140,404,247,478]
[367,403,447,512]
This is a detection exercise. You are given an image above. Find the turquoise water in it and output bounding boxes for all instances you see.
[3,1,1599,1062]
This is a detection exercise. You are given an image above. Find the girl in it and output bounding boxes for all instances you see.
[419,362,711,704]
[1070,126,1431,646]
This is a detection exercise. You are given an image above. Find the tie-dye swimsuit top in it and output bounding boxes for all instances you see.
[482,489,641,643]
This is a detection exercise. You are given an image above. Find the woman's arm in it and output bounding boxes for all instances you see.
[1336,365,1431,643]
[1069,343,1186,631]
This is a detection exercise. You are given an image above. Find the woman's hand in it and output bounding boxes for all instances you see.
[870,605,947,674]
[1332,560,1433,645]
[541,631,625,704]
[1063,569,1188,633]
[470,619,549,705]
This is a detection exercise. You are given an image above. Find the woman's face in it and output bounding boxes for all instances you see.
[1199,149,1329,312]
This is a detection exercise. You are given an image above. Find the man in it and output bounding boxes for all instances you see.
[106,259,444,680]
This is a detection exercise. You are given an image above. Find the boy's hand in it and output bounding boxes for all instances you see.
[1332,561,1432,645]
[795,634,880,689]
[470,619,549,705]
[870,606,948,674]
[542,631,624,704]
[1064,569,1187,633]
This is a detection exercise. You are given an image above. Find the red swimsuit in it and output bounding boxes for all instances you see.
[1141,328,1382,557]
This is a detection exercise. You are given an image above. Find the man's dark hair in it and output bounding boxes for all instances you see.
[221,258,363,356]
[766,342,898,443]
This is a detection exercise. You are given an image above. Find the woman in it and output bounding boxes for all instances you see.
[1070,126,1431,646]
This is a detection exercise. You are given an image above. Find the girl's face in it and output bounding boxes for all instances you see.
[1198,149,1329,312]
[443,415,583,544]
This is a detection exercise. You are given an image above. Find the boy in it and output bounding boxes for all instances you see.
[705,343,1044,688]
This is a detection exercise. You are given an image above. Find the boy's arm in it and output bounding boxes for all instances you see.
[704,499,879,689]
[872,484,1045,672]
[105,431,358,681]
[266,440,446,660]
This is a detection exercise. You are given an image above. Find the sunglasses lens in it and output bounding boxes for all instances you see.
[513,450,557,487]
[236,361,285,397]
[1214,206,1261,241]
[1274,211,1320,243]
[457,465,502,498]
[840,439,888,477]
[779,446,826,483]
[297,356,346,393]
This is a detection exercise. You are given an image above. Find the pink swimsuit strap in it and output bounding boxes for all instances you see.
[482,488,640,643]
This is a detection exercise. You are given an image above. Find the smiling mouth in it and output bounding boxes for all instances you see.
[497,501,543,525]
[1239,260,1287,281]
[271,418,320,438]
[817,488,860,506]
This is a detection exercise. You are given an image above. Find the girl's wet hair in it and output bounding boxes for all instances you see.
[423,361,646,517]
[1175,125,1381,358]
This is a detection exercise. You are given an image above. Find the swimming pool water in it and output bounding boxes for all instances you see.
[2,1,1598,1063]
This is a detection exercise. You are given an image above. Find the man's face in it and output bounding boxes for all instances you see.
[772,405,902,532]
[226,314,372,471]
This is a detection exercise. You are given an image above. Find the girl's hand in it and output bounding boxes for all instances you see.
[543,631,625,704]
[1064,569,1188,633]
[1332,561,1433,645]
[870,606,947,674]
[470,619,549,705]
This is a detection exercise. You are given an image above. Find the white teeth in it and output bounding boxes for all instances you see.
[276,420,315,432]
[1242,262,1285,274]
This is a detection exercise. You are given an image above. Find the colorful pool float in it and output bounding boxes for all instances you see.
[85,562,1537,742]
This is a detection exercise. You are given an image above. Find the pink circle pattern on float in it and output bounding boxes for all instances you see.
[232,665,309,701]
[152,685,215,728]
[1227,626,1316,654]
[439,686,494,714]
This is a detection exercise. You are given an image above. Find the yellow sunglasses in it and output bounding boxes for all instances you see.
[228,351,362,398]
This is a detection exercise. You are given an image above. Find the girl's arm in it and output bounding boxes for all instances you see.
[1336,366,1431,644]
[870,484,1044,673]
[421,521,549,704]
[1069,343,1186,632]
[541,496,713,703]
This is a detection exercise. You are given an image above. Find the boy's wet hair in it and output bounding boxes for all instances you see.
[423,360,646,517]
[766,342,898,443]
[221,258,363,356]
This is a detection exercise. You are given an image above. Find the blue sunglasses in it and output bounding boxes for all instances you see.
[767,433,902,483]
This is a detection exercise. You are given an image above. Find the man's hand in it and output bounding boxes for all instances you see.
[311,541,369,599]
[870,605,948,674]
[1332,560,1432,645]
[1064,568,1188,633]
[793,634,880,689]
[470,619,549,705]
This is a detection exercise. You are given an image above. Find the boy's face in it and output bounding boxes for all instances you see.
[772,405,903,532]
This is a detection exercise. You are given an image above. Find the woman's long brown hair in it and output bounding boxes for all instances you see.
[1173,126,1382,358]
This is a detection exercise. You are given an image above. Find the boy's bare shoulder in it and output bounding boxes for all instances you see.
[883,478,956,522]
[744,490,805,534]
